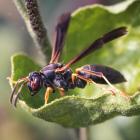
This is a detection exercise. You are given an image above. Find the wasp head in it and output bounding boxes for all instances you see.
[27,72,43,96]
[10,72,43,107]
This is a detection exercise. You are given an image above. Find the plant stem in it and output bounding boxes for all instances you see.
[76,128,88,140]
[13,0,52,61]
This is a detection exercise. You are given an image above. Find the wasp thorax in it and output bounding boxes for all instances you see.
[27,72,43,95]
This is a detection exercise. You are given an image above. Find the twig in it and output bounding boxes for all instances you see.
[13,0,52,61]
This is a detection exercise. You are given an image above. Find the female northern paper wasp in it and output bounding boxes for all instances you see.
[10,13,127,107]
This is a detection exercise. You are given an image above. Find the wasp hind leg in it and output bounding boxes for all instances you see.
[71,73,92,84]
[72,72,115,95]
[75,67,129,98]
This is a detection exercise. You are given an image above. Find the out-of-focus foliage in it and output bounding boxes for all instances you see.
[10,0,140,128]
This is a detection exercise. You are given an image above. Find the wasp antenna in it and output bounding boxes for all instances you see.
[50,12,71,63]
[10,77,29,106]
[10,81,19,104]
[13,82,26,107]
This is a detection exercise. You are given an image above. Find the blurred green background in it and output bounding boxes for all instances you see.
[1,0,140,140]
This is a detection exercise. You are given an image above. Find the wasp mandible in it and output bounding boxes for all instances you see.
[10,13,127,107]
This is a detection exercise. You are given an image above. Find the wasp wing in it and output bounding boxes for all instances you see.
[50,13,71,63]
[61,27,127,70]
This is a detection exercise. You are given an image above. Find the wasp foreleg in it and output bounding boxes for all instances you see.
[45,87,54,104]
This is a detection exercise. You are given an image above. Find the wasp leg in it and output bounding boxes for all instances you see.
[75,68,129,98]
[71,73,76,84]
[57,88,65,96]
[72,72,116,95]
[71,73,92,84]
[76,68,114,87]
[45,87,54,104]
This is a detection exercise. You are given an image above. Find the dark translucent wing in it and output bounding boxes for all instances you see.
[50,13,71,63]
[89,64,126,84]
[62,27,127,69]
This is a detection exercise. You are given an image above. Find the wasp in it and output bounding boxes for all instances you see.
[10,13,127,107]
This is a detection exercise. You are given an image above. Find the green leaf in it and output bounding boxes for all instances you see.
[32,93,140,127]
[10,0,140,128]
